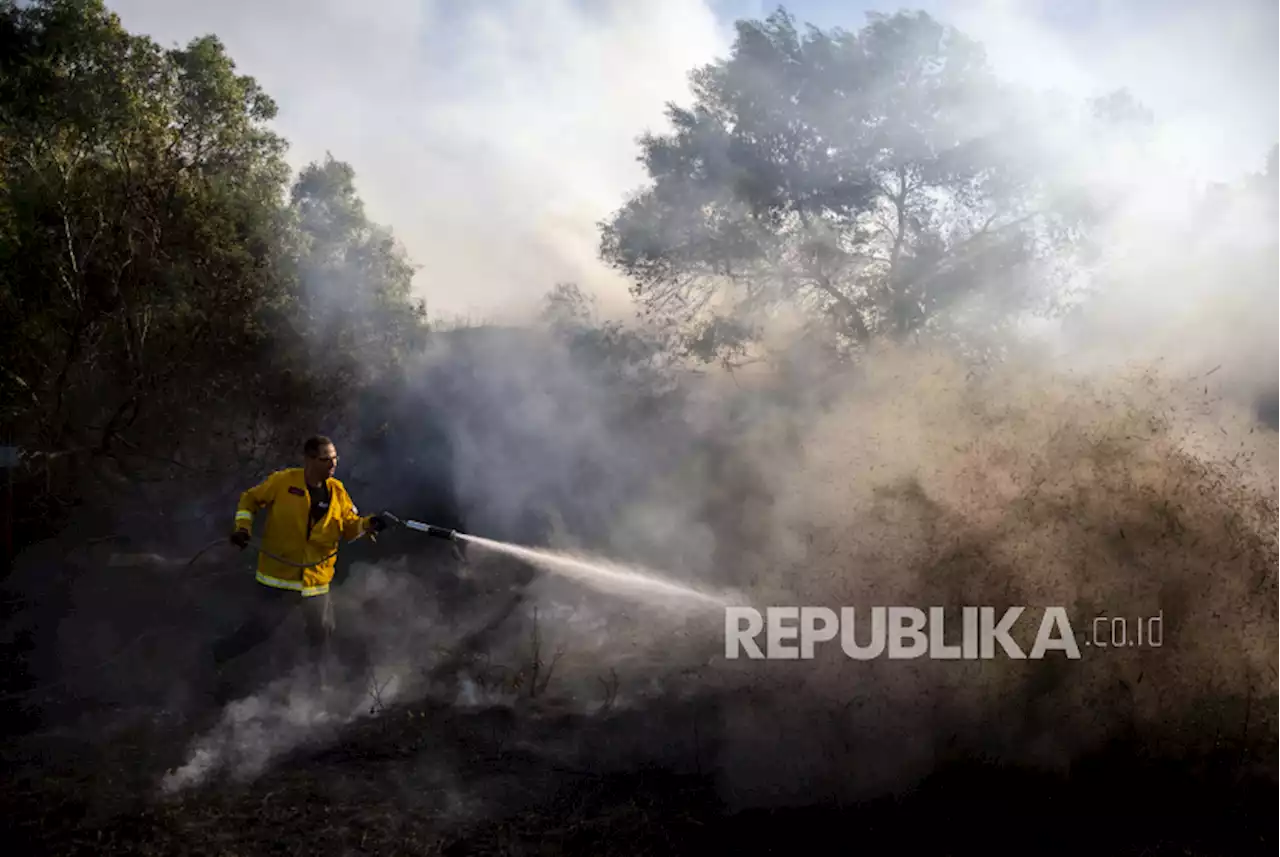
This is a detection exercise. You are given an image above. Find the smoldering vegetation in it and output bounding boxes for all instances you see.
[1,2,1276,854]
[690,349,1276,802]
[8,327,1272,854]
[378,336,1280,806]
[183,331,1277,795]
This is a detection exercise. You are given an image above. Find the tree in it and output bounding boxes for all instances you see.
[288,154,426,398]
[1,0,296,480]
[0,0,427,545]
[538,282,680,398]
[600,8,1086,362]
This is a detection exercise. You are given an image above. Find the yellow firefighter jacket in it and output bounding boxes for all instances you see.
[232,467,371,596]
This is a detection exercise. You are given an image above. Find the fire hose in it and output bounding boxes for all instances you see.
[1,511,467,702]
[182,510,465,572]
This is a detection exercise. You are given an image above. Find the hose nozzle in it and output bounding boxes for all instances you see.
[420,523,458,541]
[377,511,467,563]
[398,516,457,541]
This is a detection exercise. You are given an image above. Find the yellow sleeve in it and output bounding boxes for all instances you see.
[339,486,370,541]
[234,471,280,534]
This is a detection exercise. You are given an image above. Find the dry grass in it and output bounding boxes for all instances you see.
[2,686,1273,856]
[2,345,1275,855]
[512,346,1278,803]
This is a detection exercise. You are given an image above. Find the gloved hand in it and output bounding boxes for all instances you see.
[366,515,388,533]
[230,530,250,550]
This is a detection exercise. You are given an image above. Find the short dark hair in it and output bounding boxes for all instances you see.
[304,435,335,456]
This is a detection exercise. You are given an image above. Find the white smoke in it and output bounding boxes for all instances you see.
[104,0,734,321]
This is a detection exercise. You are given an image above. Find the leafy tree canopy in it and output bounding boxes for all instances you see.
[0,0,426,543]
[600,8,1098,362]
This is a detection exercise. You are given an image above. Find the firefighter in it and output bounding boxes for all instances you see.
[210,435,386,699]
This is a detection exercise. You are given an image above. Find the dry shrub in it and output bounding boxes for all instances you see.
[610,345,1280,804]
[428,341,1275,807]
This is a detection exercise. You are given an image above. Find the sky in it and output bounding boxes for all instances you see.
[104,0,1279,322]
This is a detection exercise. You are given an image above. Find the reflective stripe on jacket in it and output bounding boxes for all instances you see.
[233,467,369,596]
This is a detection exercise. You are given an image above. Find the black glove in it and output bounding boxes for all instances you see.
[230,530,250,550]
[367,515,388,533]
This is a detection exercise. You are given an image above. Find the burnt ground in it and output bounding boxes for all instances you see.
[1,528,1276,856]
[2,673,1276,857]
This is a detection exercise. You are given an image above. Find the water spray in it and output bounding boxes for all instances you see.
[380,511,738,610]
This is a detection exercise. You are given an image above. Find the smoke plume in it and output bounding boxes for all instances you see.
[10,0,1276,827]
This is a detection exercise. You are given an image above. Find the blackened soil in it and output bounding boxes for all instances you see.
[1,688,1274,857]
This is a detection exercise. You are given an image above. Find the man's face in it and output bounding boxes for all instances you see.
[305,444,338,483]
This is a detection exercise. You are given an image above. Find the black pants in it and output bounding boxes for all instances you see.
[211,580,334,692]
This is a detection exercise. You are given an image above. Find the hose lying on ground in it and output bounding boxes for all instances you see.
[6,513,474,703]
[1,532,367,703]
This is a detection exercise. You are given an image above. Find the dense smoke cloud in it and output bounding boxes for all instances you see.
[938,0,1277,179]
[912,0,1277,416]
[13,0,1275,823]
[104,0,732,321]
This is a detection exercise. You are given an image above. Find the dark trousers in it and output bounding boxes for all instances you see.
[211,580,334,694]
